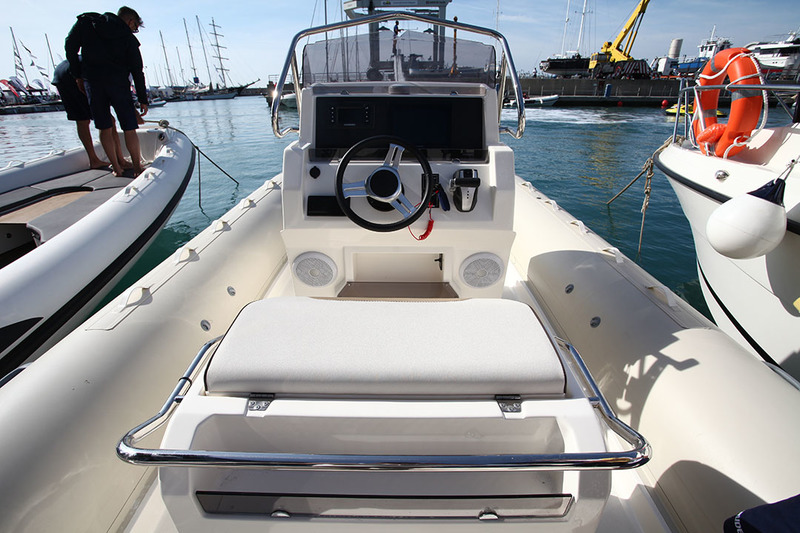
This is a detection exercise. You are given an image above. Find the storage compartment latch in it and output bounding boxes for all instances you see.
[247,394,275,412]
[495,394,522,413]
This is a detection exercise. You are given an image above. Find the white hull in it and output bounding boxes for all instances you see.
[656,123,800,378]
[746,31,800,77]
[0,128,195,374]
[525,94,559,106]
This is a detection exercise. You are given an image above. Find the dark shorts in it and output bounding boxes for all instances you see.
[84,78,139,131]
[55,80,91,122]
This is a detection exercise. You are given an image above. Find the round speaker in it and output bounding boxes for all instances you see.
[293,252,337,287]
[460,253,504,288]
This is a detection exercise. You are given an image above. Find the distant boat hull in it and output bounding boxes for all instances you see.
[747,31,800,79]
[524,94,559,107]
[539,56,590,78]
[196,89,237,100]
[504,94,559,108]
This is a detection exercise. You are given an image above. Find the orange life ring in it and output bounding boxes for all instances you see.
[692,47,763,158]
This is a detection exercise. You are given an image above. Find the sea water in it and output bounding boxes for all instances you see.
[1,96,731,316]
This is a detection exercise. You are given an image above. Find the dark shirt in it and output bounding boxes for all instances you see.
[65,12,147,105]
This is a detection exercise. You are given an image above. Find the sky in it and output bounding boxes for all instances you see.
[3,0,798,89]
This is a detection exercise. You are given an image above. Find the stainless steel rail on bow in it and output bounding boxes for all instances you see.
[671,81,800,143]
[117,337,650,472]
[270,11,526,140]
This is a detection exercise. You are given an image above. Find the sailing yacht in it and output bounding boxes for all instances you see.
[539,0,591,77]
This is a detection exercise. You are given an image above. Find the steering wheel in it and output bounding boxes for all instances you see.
[335,135,433,232]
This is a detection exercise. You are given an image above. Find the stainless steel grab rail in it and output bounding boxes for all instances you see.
[117,336,650,472]
[270,11,526,140]
[671,82,800,145]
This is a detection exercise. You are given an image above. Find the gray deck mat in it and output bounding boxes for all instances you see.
[31,168,114,191]
[85,175,135,190]
[27,188,122,243]
[0,187,42,213]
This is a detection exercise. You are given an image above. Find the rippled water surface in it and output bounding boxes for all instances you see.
[6,96,775,316]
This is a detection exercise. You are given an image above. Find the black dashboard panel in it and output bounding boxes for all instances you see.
[313,96,485,161]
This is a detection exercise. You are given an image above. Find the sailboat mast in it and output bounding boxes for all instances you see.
[45,33,56,70]
[10,27,30,86]
[176,47,185,85]
[159,31,175,86]
[184,18,199,84]
[575,0,589,55]
[196,16,214,88]
[208,18,230,88]
[560,0,571,57]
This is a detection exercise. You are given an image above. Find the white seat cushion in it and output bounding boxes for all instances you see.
[205,297,565,396]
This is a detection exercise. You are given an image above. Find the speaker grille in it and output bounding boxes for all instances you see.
[460,253,503,288]
[293,252,337,287]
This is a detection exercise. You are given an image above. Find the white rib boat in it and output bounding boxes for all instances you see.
[0,12,798,533]
[0,127,195,377]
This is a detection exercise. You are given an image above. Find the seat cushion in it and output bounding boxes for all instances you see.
[205,297,565,397]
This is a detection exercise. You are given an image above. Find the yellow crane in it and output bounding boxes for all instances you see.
[589,0,651,78]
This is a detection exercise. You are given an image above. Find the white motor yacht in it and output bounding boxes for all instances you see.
[746,28,800,80]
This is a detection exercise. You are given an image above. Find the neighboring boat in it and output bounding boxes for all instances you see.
[676,26,732,77]
[503,93,559,108]
[665,102,725,116]
[148,98,167,107]
[539,55,590,78]
[656,47,800,379]
[1,13,799,533]
[278,90,297,109]
[525,94,559,106]
[540,0,591,77]
[746,28,800,80]
[0,126,195,377]
[188,17,239,101]
[265,89,299,109]
[195,87,237,100]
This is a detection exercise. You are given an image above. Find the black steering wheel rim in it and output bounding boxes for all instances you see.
[335,135,433,232]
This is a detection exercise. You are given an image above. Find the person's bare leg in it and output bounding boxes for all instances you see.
[76,120,109,168]
[123,129,144,176]
[99,127,124,176]
[111,117,132,169]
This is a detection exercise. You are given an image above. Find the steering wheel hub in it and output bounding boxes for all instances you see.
[366,168,402,201]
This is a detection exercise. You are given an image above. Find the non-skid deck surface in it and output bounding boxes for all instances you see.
[0,166,140,242]
[0,191,91,224]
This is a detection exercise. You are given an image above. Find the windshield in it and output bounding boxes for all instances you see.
[302,27,497,86]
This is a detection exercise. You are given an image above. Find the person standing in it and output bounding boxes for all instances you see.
[65,6,149,176]
[52,59,131,171]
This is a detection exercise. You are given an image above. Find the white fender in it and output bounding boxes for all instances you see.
[706,193,787,259]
